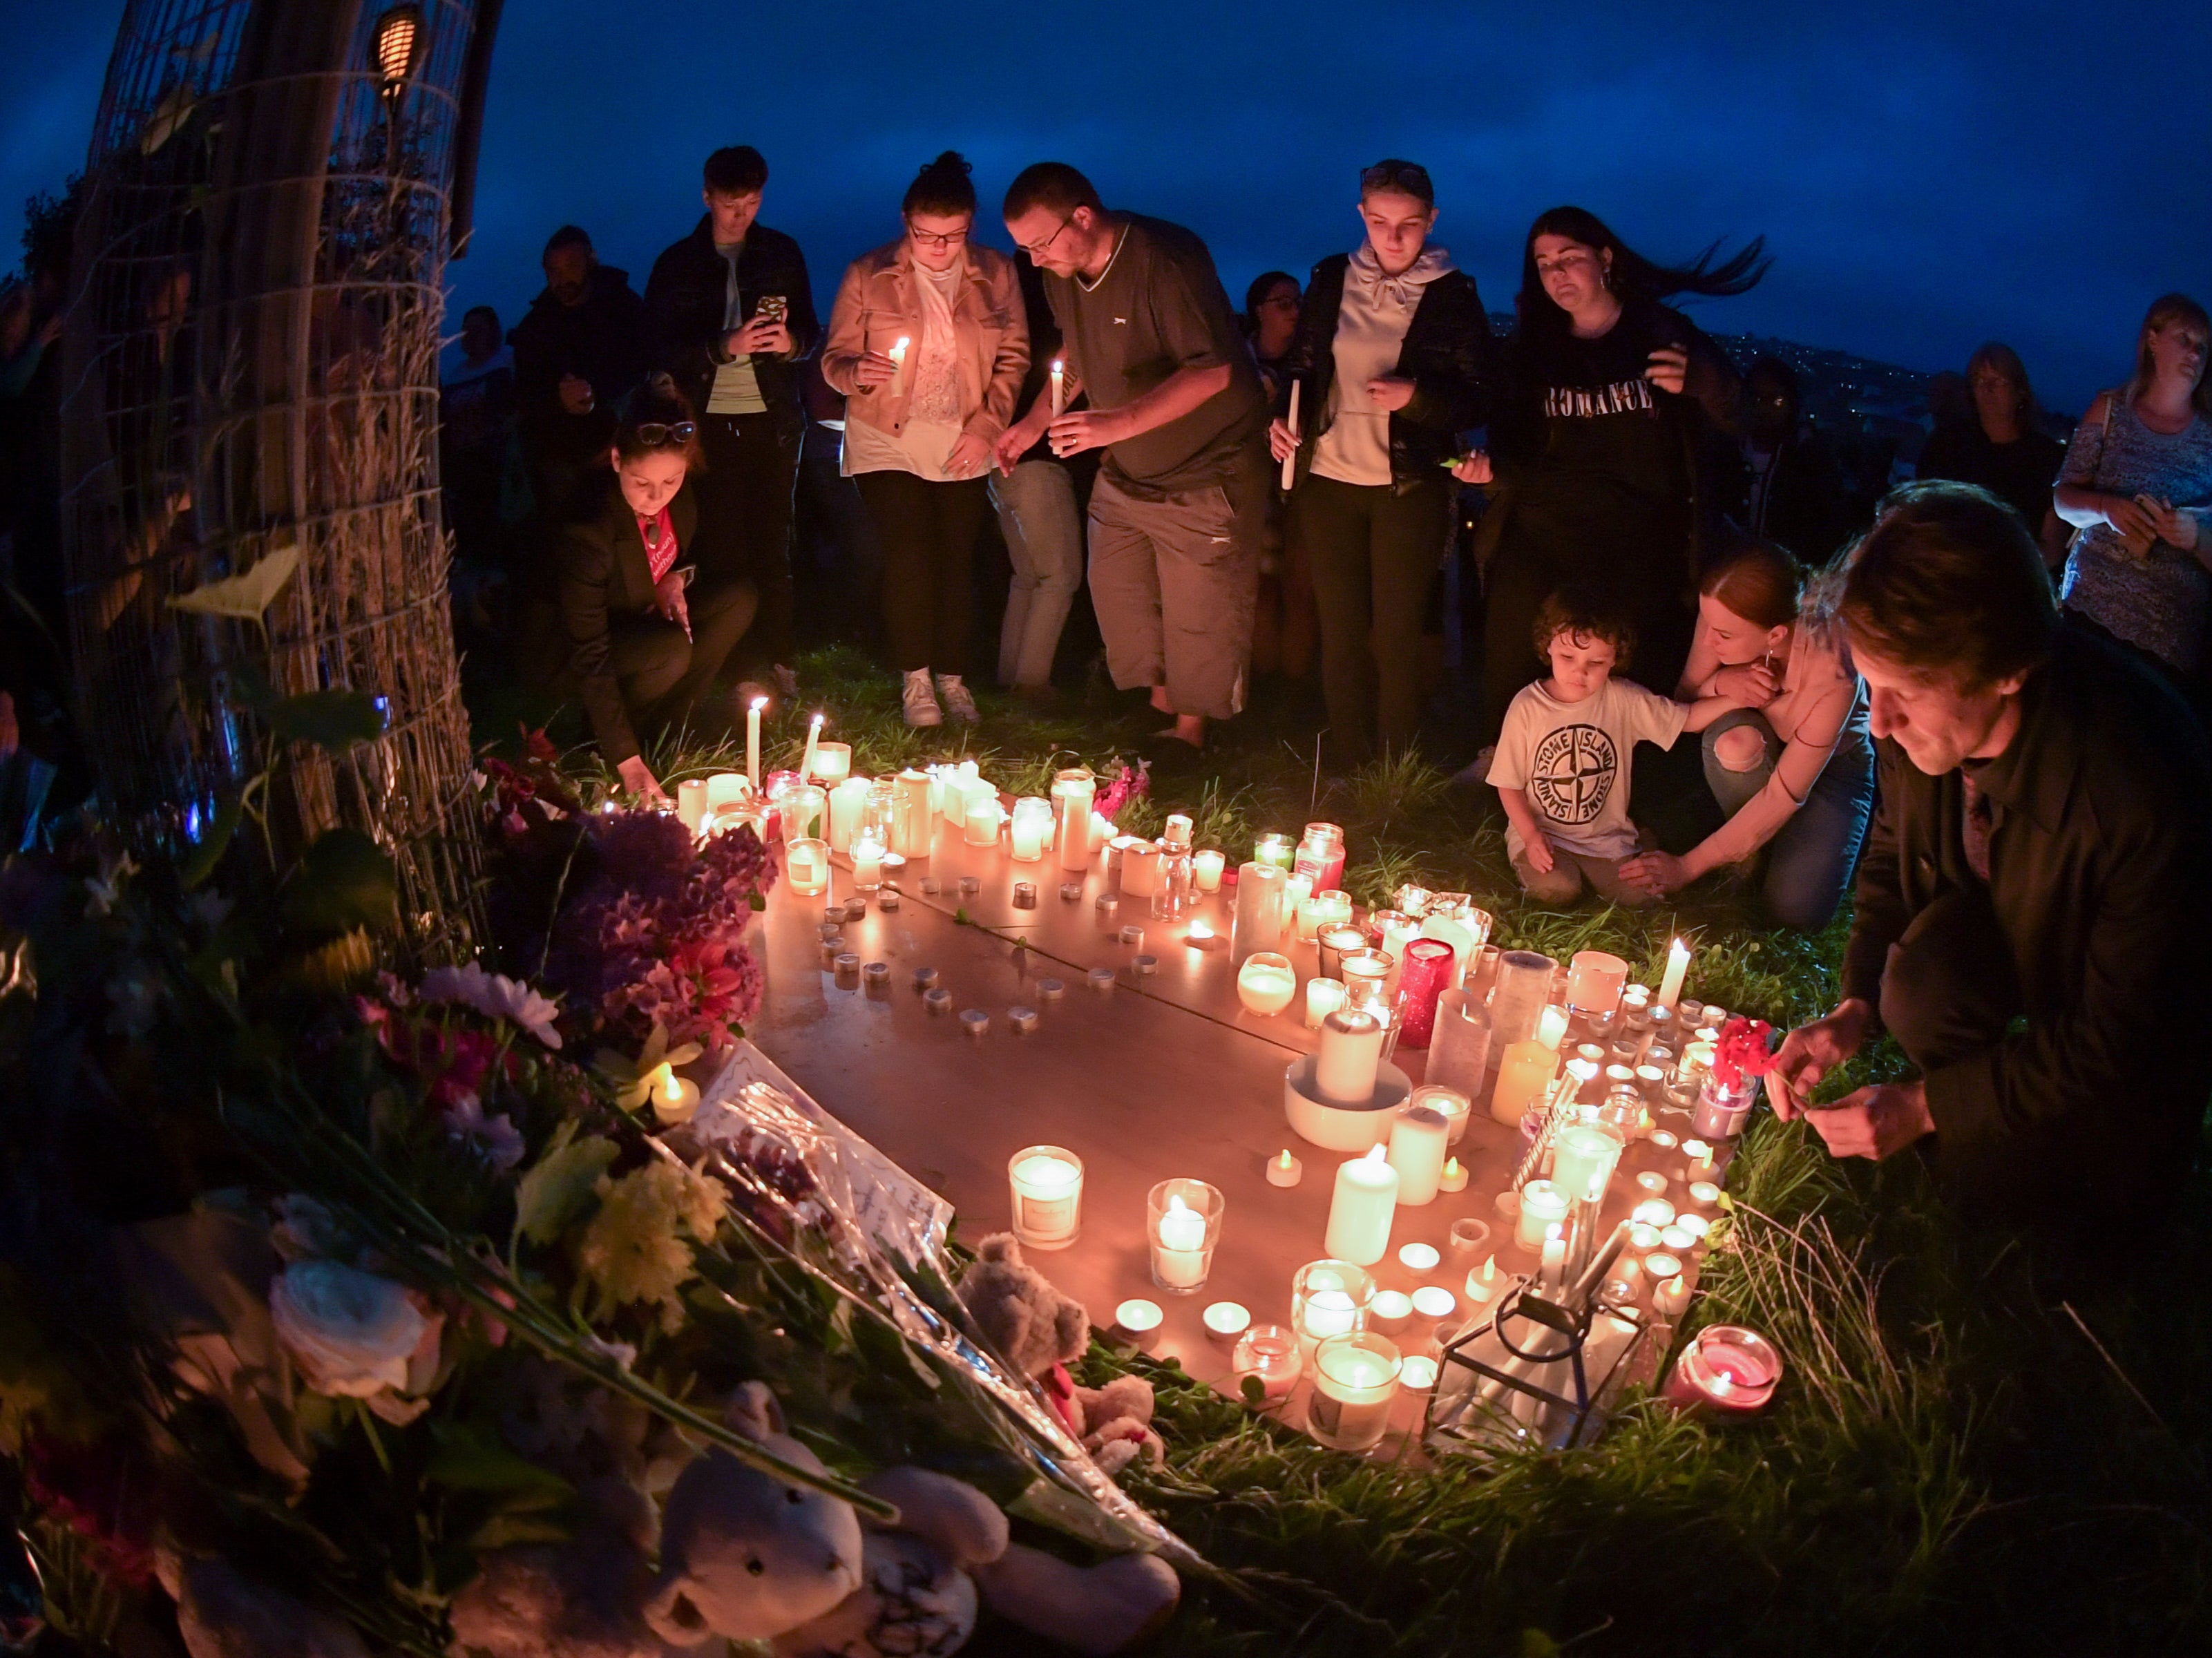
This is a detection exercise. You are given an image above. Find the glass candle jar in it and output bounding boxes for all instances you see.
[1009,796,1053,862]
[1295,820,1347,892]
[785,837,830,896]
[1308,1332,1403,1451]
[1292,1259,1375,1346]
[1192,848,1226,892]
[778,783,827,846]
[1661,1324,1783,1416]
[1232,1323,1303,1401]
[1235,951,1297,1017]
[1489,949,1559,1048]
[1152,844,1194,918]
[1147,1178,1224,1295]
[1050,768,1096,873]
[1007,1145,1085,1250]
[1316,922,1369,980]
[1232,861,1288,964]
[1254,832,1297,872]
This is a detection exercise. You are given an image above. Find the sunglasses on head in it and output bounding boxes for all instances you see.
[633,421,696,446]
[1360,162,1432,198]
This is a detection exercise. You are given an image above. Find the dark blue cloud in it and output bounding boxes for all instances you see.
[6,1,2206,411]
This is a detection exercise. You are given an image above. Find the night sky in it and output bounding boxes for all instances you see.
[6,0,2206,414]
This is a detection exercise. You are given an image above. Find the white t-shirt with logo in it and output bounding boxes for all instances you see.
[1487,678,1689,861]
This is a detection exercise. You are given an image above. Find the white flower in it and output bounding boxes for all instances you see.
[418,960,563,1049]
[442,1092,526,1172]
[269,1259,432,1399]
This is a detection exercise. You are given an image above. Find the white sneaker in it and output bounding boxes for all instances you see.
[935,673,979,725]
[902,668,942,727]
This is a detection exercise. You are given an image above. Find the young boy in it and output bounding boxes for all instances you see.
[1487,589,1741,906]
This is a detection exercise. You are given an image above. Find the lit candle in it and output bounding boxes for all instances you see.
[649,1064,701,1126]
[1293,1259,1373,1344]
[1051,769,1095,872]
[1676,1212,1712,1241]
[1188,917,1219,948]
[1267,1149,1304,1188]
[1657,937,1691,1012]
[797,713,823,793]
[1049,357,1065,418]
[1308,1331,1400,1451]
[1386,1103,1451,1206]
[1254,832,1296,872]
[1398,1241,1441,1273]
[1114,1299,1163,1340]
[1232,861,1287,963]
[1686,1180,1721,1209]
[1324,1145,1399,1266]
[850,836,885,890]
[1236,951,1297,1017]
[1280,871,1313,933]
[1203,1301,1250,1344]
[1438,1156,1468,1194]
[1304,975,1349,1030]
[1281,381,1302,492]
[745,698,767,790]
[1401,1354,1440,1393]
[1315,922,1370,980]
[1488,1038,1559,1127]
[892,768,933,858]
[1515,1179,1569,1249]
[1408,1085,1469,1146]
[1661,1325,1781,1416]
[1192,849,1226,892]
[963,794,1002,847]
[1148,1181,1219,1293]
[1632,1197,1677,1228]
[1370,1290,1413,1333]
[1683,1138,1716,1175]
[888,335,910,397]
[1232,1323,1304,1400]
[1315,1008,1384,1105]
[1642,1250,1683,1282]
[785,838,829,896]
[1661,1224,1698,1254]
[809,740,850,785]
[676,778,709,835]
[1009,797,1051,862]
[1551,1123,1625,1206]
[1636,1171,1668,1197]
[1465,1256,1501,1306]
[1536,1004,1570,1051]
[1538,1228,1567,1293]
[1411,1285,1456,1321]
[1007,1145,1084,1250]
[1565,950,1630,1025]
[1653,1274,1692,1319]
[826,776,869,852]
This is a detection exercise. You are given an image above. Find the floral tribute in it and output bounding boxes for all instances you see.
[1709,1015,1779,1094]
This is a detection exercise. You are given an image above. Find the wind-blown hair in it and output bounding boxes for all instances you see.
[1516,205,1768,334]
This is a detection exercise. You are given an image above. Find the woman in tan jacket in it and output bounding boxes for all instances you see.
[821,151,1029,726]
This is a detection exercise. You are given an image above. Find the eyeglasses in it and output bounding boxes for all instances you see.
[1015,211,1074,260]
[633,421,696,446]
[907,221,971,250]
[1360,162,1433,199]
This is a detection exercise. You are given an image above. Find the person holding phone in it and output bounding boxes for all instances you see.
[1458,207,1762,745]
[646,146,817,706]
[820,152,1028,726]
[555,388,757,801]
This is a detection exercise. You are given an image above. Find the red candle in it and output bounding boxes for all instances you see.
[1661,1324,1782,1416]
[1392,938,1456,1050]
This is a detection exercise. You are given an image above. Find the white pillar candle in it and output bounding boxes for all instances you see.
[1308,1332,1400,1451]
[1236,952,1297,1017]
[1232,861,1287,964]
[1293,1259,1373,1344]
[676,778,709,834]
[1657,937,1691,1012]
[1324,1145,1398,1266]
[708,770,749,810]
[1304,976,1349,1030]
[1419,913,1477,988]
[1515,1180,1570,1249]
[1121,841,1161,897]
[892,768,933,858]
[1281,380,1301,491]
[1281,871,1313,933]
[1051,772,1095,872]
[1539,1228,1568,1293]
[1192,849,1226,891]
[827,776,870,852]
[745,699,766,790]
[1049,358,1065,417]
[1007,1145,1084,1250]
[1386,1104,1450,1206]
[1315,1008,1384,1105]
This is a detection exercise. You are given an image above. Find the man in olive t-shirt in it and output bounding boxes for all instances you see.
[997,163,1268,747]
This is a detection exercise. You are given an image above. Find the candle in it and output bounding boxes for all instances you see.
[1281,381,1301,492]
[808,740,850,785]
[1642,1250,1683,1284]
[1192,848,1226,892]
[1438,1156,1468,1194]
[1538,1230,1567,1293]
[1304,976,1349,1030]
[1515,1180,1569,1249]
[1489,1038,1558,1127]
[1536,1004,1570,1051]
[1418,913,1477,989]
[1308,1331,1401,1451]
[1315,1008,1384,1105]
[1551,1123,1625,1206]
[1662,1324,1781,1416]
[1339,949,1394,1032]
[892,768,933,858]
[1267,1149,1304,1188]
[1148,1179,1221,1294]
[1398,1241,1441,1273]
[963,794,1002,847]
[1409,1083,1471,1147]
[1487,949,1558,1046]
[1401,1354,1440,1393]
[1465,1257,1501,1307]
[649,1065,701,1126]
[797,713,823,792]
[1632,1197,1677,1228]
[744,699,767,789]
[850,837,885,890]
[707,771,747,811]
[1114,1299,1163,1340]
[1316,922,1369,980]
[1630,1223,1662,1251]
[1686,1180,1721,1209]
[1007,1145,1084,1250]
[1657,937,1691,1012]
[1653,1274,1692,1319]
[779,783,827,846]
[827,776,870,852]
[1661,1224,1698,1255]
[1232,861,1287,964]
[676,778,709,835]
[1297,889,1353,943]
[1448,1218,1491,1259]
[1393,938,1456,1049]
[1295,820,1346,893]
[1188,917,1219,948]
[1049,357,1065,417]
[785,838,829,896]
[941,768,972,829]
[1386,1103,1451,1206]
[1565,950,1630,1024]
[1636,1171,1668,1197]
[1254,832,1296,872]
[1051,769,1095,871]
[1121,841,1161,897]
[1203,1302,1250,1344]
[1232,1323,1304,1400]
[1293,1259,1375,1344]
[1411,1285,1456,1321]
[1009,797,1051,862]
[1370,1290,1413,1333]
[888,334,910,396]
[1683,1138,1716,1175]
[1324,1145,1398,1266]
[1236,951,1297,1017]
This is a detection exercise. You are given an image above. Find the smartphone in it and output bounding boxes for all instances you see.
[758,294,789,323]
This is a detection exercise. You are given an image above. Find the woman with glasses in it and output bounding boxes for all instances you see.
[556,384,758,801]
[1268,160,1498,761]
[822,151,1029,726]
[1459,206,1764,745]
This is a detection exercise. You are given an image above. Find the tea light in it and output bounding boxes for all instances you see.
[1013,880,1036,907]
[1148,1179,1223,1294]
[1192,849,1226,892]
[1515,1180,1569,1248]
[1008,1145,1084,1249]
[1447,1219,1491,1261]
[1675,1212,1711,1241]
[1642,1250,1683,1282]
[1630,1223,1662,1250]
[1398,1242,1441,1273]
[1632,1198,1677,1228]
[960,1009,989,1036]
[1386,1103,1451,1206]
[1096,893,1119,917]
[1267,1149,1304,1188]
[1232,1324,1303,1400]
[912,966,940,989]
[1008,1007,1039,1034]
[1662,1324,1781,1417]
[1304,976,1349,1029]
[1411,1285,1456,1320]
[1188,917,1219,948]
[1683,1139,1716,1174]
[1650,1129,1679,1151]
[1438,1156,1467,1194]
[833,951,861,976]
[1653,1274,1692,1319]
[1038,978,1065,1000]
[920,875,942,895]
[1120,924,1145,946]
[1133,954,1158,975]
[648,1066,701,1126]
[1636,1171,1669,1197]
[924,987,952,1013]
[1057,881,1082,903]
[785,838,830,896]
[1400,1355,1440,1392]
[862,960,890,985]
[1308,1332,1402,1452]
[1551,1123,1625,1206]
[957,874,980,895]
[1293,1259,1375,1344]
[1660,1225,1697,1254]
[1114,1299,1163,1340]
[1370,1290,1413,1333]
[1465,1256,1502,1306]
[1203,1302,1252,1344]
[1087,966,1116,991]
[1687,1180,1721,1209]
[1325,1145,1398,1266]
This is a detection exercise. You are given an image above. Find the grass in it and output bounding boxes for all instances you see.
[482,652,2212,1658]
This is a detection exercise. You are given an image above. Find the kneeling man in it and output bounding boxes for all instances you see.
[1767,483,2212,1240]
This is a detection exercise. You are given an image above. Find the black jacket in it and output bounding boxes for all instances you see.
[1278,254,1498,490]
[557,479,701,765]
[1843,622,2212,1226]
[1722,423,1852,564]
[509,265,650,432]
[645,218,817,421]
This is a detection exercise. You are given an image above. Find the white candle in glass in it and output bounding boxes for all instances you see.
[708,770,748,810]
[1009,798,1051,862]
[1152,1194,1210,1290]
[1418,913,1476,988]
[1308,1333,1401,1451]
[809,741,850,785]
[1324,1145,1398,1266]
[1294,1264,1364,1344]
[1315,1008,1384,1105]
[1536,1004,1570,1051]
[1051,772,1095,871]
[850,837,885,890]
[1008,1147,1084,1249]
[1121,841,1161,897]
[1236,952,1297,1017]
[1552,1123,1625,1206]
[1386,1104,1450,1206]
[1192,849,1226,892]
[1304,976,1349,1031]
[964,796,1002,847]
[1409,1083,1470,1146]
[827,776,869,852]
[1232,861,1287,963]
[1654,1275,1692,1319]
[1657,937,1691,1011]
[785,838,829,896]
[1515,1179,1570,1248]
[1280,871,1313,933]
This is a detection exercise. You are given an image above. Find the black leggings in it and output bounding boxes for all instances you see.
[1296,473,1451,759]
[855,469,990,677]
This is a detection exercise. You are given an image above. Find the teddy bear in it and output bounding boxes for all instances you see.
[446,1477,680,1658]
[955,1233,1165,1476]
[643,1381,1179,1658]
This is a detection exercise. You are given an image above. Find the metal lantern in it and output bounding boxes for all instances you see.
[1425,1274,1652,1456]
